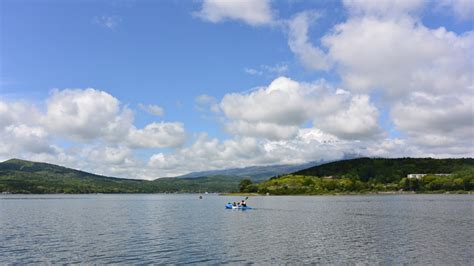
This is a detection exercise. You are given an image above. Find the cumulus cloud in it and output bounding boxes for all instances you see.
[287,11,331,71]
[392,92,473,151]
[0,100,41,129]
[1,124,56,155]
[314,6,472,152]
[81,145,133,165]
[194,0,274,26]
[225,121,299,140]
[0,88,188,165]
[219,76,381,140]
[323,17,474,97]
[128,122,186,148]
[44,88,133,141]
[0,101,56,157]
[148,133,267,174]
[41,88,187,148]
[139,103,164,116]
[221,77,307,126]
[315,95,382,140]
[147,127,428,177]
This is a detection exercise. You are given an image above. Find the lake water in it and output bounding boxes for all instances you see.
[1,194,473,264]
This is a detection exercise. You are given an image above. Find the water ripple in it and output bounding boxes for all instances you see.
[1,194,472,264]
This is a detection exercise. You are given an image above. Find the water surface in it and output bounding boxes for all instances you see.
[1,194,473,264]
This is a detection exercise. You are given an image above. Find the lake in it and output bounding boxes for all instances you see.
[1,194,473,264]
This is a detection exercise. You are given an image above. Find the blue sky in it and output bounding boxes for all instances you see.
[1,0,473,179]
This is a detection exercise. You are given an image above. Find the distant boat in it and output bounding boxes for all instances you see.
[204,192,209,195]
[199,195,203,199]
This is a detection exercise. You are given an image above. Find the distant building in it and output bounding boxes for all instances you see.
[407,173,452,179]
[407,174,426,179]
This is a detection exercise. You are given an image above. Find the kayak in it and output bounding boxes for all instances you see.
[225,203,252,210]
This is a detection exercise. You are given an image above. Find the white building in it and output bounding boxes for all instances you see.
[407,173,452,179]
[407,174,426,179]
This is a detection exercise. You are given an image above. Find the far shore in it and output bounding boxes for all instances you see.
[219,191,473,196]
[1,191,472,196]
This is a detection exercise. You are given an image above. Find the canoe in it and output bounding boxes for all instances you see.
[225,203,252,210]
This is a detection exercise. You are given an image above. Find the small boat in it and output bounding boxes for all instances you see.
[225,203,252,210]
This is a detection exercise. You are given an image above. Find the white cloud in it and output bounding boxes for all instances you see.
[225,120,300,140]
[219,76,381,140]
[44,88,132,141]
[128,122,186,148]
[82,145,133,165]
[0,88,188,164]
[0,101,41,129]
[148,133,267,174]
[195,94,220,113]
[392,92,473,151]
[244,63,289,76]
[244,68,262,75]
[323,17,474,98]
[311,7,473,152]
[343,0,426,18]
[437,0,474,20]
[1,124,56,155]
[221,77,307,126]
[287,11,331,71]
[146,127,434,177]
[95,15,121,29]
[139,103,165,116]
[315,94,382,140]
[0,101,56,156]
[194,0,274,26]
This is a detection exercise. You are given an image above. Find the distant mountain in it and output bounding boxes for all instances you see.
[0,158,244,193]
[175,160,327,181]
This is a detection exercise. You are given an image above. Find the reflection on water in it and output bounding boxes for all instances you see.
[1,194,473,264]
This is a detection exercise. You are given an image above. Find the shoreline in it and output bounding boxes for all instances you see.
[219,191,473,196]
[1,191,472,196]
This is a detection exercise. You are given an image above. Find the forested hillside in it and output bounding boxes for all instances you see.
[0,159,241,193]
[251,158,474,194]
[293,158,473,183]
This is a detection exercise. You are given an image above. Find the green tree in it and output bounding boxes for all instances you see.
[239,179,253,192]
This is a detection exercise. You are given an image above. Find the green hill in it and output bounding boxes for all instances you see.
[293,157,474,183]
[0,158,152,193]
[255,158,474,195]
[0,159,242,194]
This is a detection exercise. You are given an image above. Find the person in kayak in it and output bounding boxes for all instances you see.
[241,200,246,207]
[232,202,237,207]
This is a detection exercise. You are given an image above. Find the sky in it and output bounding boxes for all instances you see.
[1,0,473,179]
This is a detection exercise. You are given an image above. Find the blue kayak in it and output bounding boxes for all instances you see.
[225,203,252,210]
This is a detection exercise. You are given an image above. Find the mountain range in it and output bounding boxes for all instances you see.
[1,157,472,194]
[174,160,325,181]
